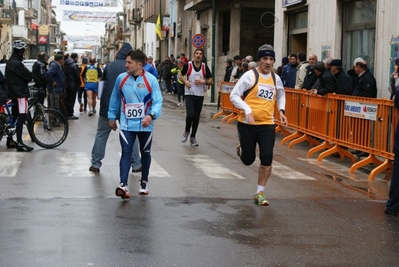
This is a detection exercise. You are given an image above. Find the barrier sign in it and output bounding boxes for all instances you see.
[221,84,234,93]
[344,101,377,121]
[192,34,205,48]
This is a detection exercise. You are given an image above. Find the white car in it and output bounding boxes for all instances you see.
[0,59,37,75]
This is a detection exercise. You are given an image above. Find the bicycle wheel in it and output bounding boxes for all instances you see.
[29,109,69,149]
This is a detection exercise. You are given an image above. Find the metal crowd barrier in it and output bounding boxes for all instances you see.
[213,82,397,181]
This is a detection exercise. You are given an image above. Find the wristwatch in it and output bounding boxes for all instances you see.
[279,109,286,115]
[148,113,155,120]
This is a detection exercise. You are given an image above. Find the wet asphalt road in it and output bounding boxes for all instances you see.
[0,93,398,267]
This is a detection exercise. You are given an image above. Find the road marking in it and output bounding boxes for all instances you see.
[58,152,93,177]
[185,154,245,179]
[118,152,170,177]
[0,152,24,177]
[150,159,170,177]
[272,161,316,180]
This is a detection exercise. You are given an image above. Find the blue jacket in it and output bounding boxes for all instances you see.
[108,69,163,132]
[143,63,158,79]
[99,42,132,118]
[46,61,65,94]
[281,63,298,88]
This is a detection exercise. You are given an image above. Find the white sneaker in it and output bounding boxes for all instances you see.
[139,180,149,194]
[115,183,130,199]
[177,102,181,107]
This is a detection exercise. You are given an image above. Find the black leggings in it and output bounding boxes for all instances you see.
[237,122,276,166]
[184,95,204,137]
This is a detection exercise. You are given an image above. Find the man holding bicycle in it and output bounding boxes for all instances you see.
[5,40,33,152]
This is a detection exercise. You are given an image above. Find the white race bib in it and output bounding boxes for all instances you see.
[257,84,275,101]
[125,102,145,119]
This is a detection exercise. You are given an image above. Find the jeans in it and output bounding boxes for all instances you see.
[91,116,112,168]
[386,154,399,213]
[119,130,152,186]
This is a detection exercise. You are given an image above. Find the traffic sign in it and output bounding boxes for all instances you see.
[192,34,206,48]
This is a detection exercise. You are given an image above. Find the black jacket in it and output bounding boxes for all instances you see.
[224,65,233,82]
[32,59,48,87]
[315,70,341,96]
[5,53,32,98]
[63,58,80,91]
[0,70,8,106]
[333,70,353,95]
[99,42,133,118]
[302,65,318,90]
[352,70,377,98]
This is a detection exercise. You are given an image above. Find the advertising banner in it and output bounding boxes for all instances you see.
[62,10,116,22]
[59,0,118,7]
[344,101,377,121]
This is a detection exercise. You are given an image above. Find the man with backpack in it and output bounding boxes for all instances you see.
[230,44,288,205]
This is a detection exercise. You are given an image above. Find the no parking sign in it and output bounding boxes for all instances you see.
[192,34,206,49]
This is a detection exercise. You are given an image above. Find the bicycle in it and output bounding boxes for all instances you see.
[0,87,69,149]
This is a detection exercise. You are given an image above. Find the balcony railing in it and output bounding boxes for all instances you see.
[25,8,38,19]
[15,0,28,11]
[0,9,11,24]
[0,0,4,7]
[12,25,28,40]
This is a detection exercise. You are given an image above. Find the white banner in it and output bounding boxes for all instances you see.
[63,10,116,22]
[344,101,378,121]
[60,0,118,7]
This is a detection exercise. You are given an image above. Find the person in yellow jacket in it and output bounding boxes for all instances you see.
[230,44,288,206]
[171,59,185,106]
[78,57,88,112]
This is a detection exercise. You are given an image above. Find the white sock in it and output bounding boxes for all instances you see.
[257,185,265,194]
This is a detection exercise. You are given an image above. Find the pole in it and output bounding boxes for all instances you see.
[211,0,216,103]
[159,0,162,61]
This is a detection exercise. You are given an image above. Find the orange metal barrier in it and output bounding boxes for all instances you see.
[212,82,240,124]
[276,89,397,180]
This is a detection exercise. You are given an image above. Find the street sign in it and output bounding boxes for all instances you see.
[38,35,47,44]
[192,33,205,48]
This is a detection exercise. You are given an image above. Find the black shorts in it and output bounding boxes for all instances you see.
[237,121,276,166]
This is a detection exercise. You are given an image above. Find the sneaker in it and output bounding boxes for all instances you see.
[253,192,269,205]
[6,138,16,149]
[384,208,398,216]
[131,167,142,173]
[190,137,199,147]
[79,103,84,112]
[236,145,241,157]
[15,142,34,152]
[115,183,130,199]
[93,109,97,114]
[67,115,79,120]
[89,166,100,173]
[88,110,94,116]
[84,109,87,113]
[139,180,149,194]
[181,131,189,143]
[177,102,181,107]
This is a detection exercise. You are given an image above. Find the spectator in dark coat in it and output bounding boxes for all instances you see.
[277,57,288,77]
[302,54,318,90]
[46,54,65,112]
[351,57,377,98]
[281,53,298,88]
[329,59,353,95]
[63,53,80,119]
[89,42,133,173]
[309,61,341,96]
[32,52,48,108]
[224,59,233,82]
[385,87,399,216]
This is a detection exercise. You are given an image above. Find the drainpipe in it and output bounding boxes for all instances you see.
[210,0,215,102]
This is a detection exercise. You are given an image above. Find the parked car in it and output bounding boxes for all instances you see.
[0,59,37,74]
